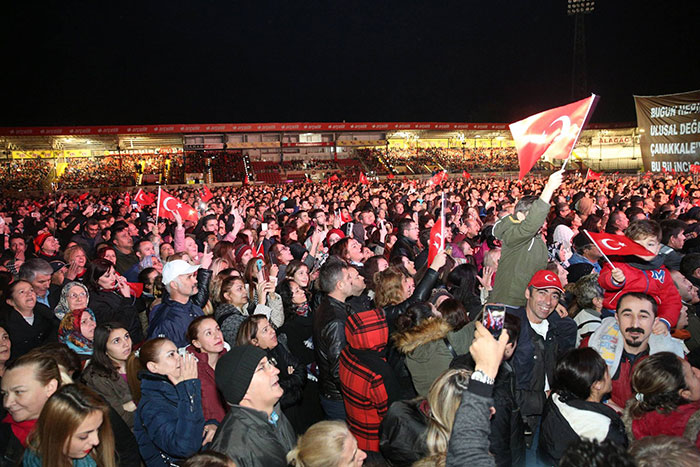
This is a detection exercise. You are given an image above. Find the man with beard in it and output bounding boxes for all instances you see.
[586,292,684,410]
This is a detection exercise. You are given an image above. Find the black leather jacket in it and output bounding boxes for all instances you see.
[313,294,353,400]
[389,235,420,262]
[384,268,439,332]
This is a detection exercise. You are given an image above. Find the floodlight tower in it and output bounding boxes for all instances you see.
[567,0,595,100]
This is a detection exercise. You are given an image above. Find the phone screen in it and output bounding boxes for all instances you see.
[256,259,269,282]
[482,304,506,339]
[261,223,268,231]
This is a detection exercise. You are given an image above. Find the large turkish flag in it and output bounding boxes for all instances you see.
[510,94,598,179]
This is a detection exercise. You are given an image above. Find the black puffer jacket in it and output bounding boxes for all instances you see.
[313,295,353,400]
[89,289,144,344]
[490,362,526,467]
[538,393,627,465]
[379,398,429,466]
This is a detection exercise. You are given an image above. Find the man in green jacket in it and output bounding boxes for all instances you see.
[489,171,564,308]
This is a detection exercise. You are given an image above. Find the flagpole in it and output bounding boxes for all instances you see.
[562,93,598,171]
[583,229,615,268]
[155,187,162,233]
[440,192,445,251]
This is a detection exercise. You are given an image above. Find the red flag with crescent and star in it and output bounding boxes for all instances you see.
[429,170,447,186]
[200,185,213,202]
[462,170,471,179]
[428,193,446,266]
[157,188,199,222]
[134,189,156,206]
[510,94,598,179]
[359,172,369,185]
[586,169,602,180]
[584,230,654,257]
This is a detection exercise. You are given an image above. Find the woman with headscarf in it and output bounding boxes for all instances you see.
[58,307,97,362]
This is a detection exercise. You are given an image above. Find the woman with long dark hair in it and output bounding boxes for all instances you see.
[538,348,627,464]
[85,259,143,344]
[236,315,308,429]
[81,323,136,429]
[445,264,482,322]
[185,316,228,424]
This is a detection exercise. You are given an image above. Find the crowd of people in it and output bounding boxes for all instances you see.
[2,169,700,466]
[356,147,533,175]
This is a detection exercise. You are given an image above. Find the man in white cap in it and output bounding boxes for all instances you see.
[147,259,203,347]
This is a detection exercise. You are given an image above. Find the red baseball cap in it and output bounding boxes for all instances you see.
[527,270,564,293]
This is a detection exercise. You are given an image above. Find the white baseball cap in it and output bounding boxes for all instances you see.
[161,260,201,285]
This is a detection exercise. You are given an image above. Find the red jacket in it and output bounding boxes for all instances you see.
[610,352,649,409]
[598,261,681,328]
[629,401,700,448]
[186,344,228,423]
[339,308,391,452]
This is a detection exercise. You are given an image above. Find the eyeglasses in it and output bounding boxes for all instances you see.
[256,358,277,372]
[68,292,88,299]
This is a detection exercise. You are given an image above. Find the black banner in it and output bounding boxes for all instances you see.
[634,89,700,173]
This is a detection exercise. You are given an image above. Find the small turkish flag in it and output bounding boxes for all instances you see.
[134,189,155,206]
[124,192,131,206]
[254,240,265,259]
[690,165,700,174]
[428,218,444,266]
[200,185,213,202]
[387,173,395,179]
[462,170,472,179]
[157,189,199,222]
[329,174,339,182]
[429,170,447,186]
[662,166,668,174]
[359,172,369,185]
[428,193,446,266]
[585,230,654,257]
[643,171,652,179]
[671,182,687,201]
[586,169,602,180]
[510,94,598,179]
[78,192,89,202]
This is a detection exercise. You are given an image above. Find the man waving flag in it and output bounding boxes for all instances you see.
[510,94,598,179]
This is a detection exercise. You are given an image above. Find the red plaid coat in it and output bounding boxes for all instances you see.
[339,308,390,452]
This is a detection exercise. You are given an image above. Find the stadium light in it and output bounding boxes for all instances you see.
[567,0,595,15]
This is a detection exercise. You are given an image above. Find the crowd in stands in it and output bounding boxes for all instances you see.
[355,147,550,175]
[0,160,52,191]
[1,148,550,191]
[2,168,700,466]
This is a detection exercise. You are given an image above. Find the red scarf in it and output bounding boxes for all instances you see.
[2,414,37,447]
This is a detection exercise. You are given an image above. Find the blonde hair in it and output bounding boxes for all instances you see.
[418,368,472,466]
[27,384,116,467]
[287,421,352,467]
[374,267,406,307]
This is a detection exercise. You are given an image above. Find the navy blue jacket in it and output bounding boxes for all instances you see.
[506,306,576,423]
[148,298,204,348]
[133,371,204,466]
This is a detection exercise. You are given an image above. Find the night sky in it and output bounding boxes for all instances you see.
[2,1,698,127]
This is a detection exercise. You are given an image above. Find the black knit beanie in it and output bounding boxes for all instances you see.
[214,344,267,405]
